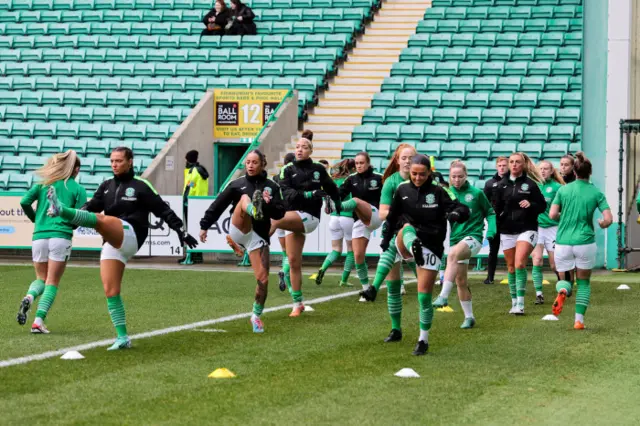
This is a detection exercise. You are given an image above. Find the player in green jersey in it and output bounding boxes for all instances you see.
[310,159,356,287]
[530,160,565,304]
[359,144,418,342]
[432,161,496,328]
[16,150,87,333]
[549,152,612,330]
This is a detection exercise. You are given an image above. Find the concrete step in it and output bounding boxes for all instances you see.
[318,99,372,108]
[329,84,380,93]
[338,70,390,78]
[352,47,401,56]
[313,106,366,115]
[307,115,362,125]
[323,91,374,100]
[349,54,398,63]
[385,0,432,4]
[333,77,384,85]
[310,124,356,133]
[365,29,416,36]
[373,15,427,22]
[289,141,349,149]
[311,148,344,158]
[369,22,420,30]
[354,42,408,50]
[356,35,411,43]
[304,133,352,141]
[342,62,393,71]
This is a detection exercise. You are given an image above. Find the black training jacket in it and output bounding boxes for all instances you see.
[339,167,383,217]
[83,169,184,249]
[562,172,576,184]
[483,172,504,209]
[278,158,340,219]
[199,171,285,243]
[493,172,546,235]
[383,177,470,259]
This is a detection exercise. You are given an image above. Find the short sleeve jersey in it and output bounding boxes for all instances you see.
[537,179,562,228]
[380,172,407,205]
[552,180,610,245]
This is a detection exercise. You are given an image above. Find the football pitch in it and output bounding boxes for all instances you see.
[2,264,640,425]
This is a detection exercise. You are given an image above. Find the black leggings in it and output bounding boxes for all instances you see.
[486,231,501,281]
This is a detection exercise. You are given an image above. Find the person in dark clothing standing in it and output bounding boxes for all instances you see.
[493,153,546,316]
[560,154,576,184]
[201,0,231,37]
[228,0,256,36]
[482,156,508,284]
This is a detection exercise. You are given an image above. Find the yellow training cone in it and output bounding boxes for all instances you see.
[500,279,509,285]
[309,274,318,280]
[437,306,454,313]
[542,280,550,285]
[208,368,236,379]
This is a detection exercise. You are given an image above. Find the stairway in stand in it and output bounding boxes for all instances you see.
[272,0,432,172]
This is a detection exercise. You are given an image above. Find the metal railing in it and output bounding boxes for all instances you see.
[617,119,640,269]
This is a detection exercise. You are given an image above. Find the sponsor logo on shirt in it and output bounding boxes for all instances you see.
[464,194,474,202]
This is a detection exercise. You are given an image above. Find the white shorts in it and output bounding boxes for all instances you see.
[456,236,482,265]
[329,216,354,241]
[555,243,597,272]
[283,211,320,236]
[100,220,138,264]
[352,206,383,240]
[537,226,557,253]
[32,238,72,262]
[394,235,442,271]
[229,224,267,253]
[275,228,286,238]
[501,230,538,251]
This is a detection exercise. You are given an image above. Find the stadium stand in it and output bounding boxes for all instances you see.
[0,0,379,191]
[345,0,583,186]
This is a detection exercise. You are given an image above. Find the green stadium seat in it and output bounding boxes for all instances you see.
[386,108,411,124]
[406,77,427,92]
[19,139,41,155]
[0,138,18,154]
[416,141,441,158]
[342,141,366,157]
[352,125,376,141]
[367,141,391,159]
[483,108,507,124]
[433,108,457,124]
[466,141,492,159]
[24,155,46,172]
[466,92,489,108]
[2,156,25,172]
[549,125,575,142]
[449,126,474,143]
[518,142,543,160]
[425,125,448,141]
[441,142,466,159]
[458,108,482,124]
[442,92,465,108]
[8,173,33,190]
[362,108,385,124]
[524,125,549,143]
[372,92,395,108]
[63,140,87,155]
[543,142,569,157]
[465,159,484,179]
[408,108,433,124]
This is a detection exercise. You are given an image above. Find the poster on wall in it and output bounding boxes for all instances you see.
[213,89,288,139]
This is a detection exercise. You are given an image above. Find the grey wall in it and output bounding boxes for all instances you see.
[142,91,215,196]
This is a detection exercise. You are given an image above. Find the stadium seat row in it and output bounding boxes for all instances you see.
[408,31,581,47]
[362,107,580,126]
[342,140,579,162]
[0,106,189,124]
[0,172,109,191]
[381,75,581,93]
[0,76,321,93]
[0,0,378,10]
[0,155,152,173]
[0,121,178,139]
[431,0,582,6]
[0,21,362,36]
[0,34,352,49]
[399,46,580,62]
[351,124,580,143]
[0,138,165,157]
[0,47,343,63]
[0,7,370,23]
[371,91,580,109]
[1,61,334,79]
[391,60,581,77]
[425,5,581,20]
[417,18,582,33]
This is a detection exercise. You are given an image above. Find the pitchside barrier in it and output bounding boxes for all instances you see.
[1,192,501,262]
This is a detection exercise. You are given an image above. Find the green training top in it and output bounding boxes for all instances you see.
[552,180,610,246]
[537,179,562,228]
[380,171,407,205]
[449,181,496,246]
[20,178,88,241]
[332,177,353,218]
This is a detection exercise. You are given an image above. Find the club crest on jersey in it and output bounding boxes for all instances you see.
[521,183,529,191]
[125,188,135,197]
[546,187,553,193]
[313,171,320,181]
[265,187,273,195]
[426,194,435,205]
[370,180,377,189]
[464,194,474,203]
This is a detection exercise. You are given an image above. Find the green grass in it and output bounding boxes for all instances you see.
[2,265,640,425]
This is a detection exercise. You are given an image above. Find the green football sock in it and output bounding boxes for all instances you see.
[372,240,398,291]
[516,268,527,299]
[60,207,98,228]
[26,279,45,300]
[508,271,516,300]
[401,225,417,251]
[321,250,340,272]
[291,290,303,304]
[387,280,402,330]
[532,265,543,293]
[245,202,256,218]
[283,257,292,292]
[575,278,591,316]
[356,262,369,287]
[252,302,264,317]
[418,292,433,331]
[107,295,128,338]
[35,285,58,320]
[340,199,357,212]
[406,260,417,277]
[341,251,354,282]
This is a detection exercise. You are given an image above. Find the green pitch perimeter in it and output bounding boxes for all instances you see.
[1,266,640,425]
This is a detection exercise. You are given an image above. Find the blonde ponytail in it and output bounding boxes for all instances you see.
[538,160,565,185]
[36,150,80,186]
[510,152,543,184]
